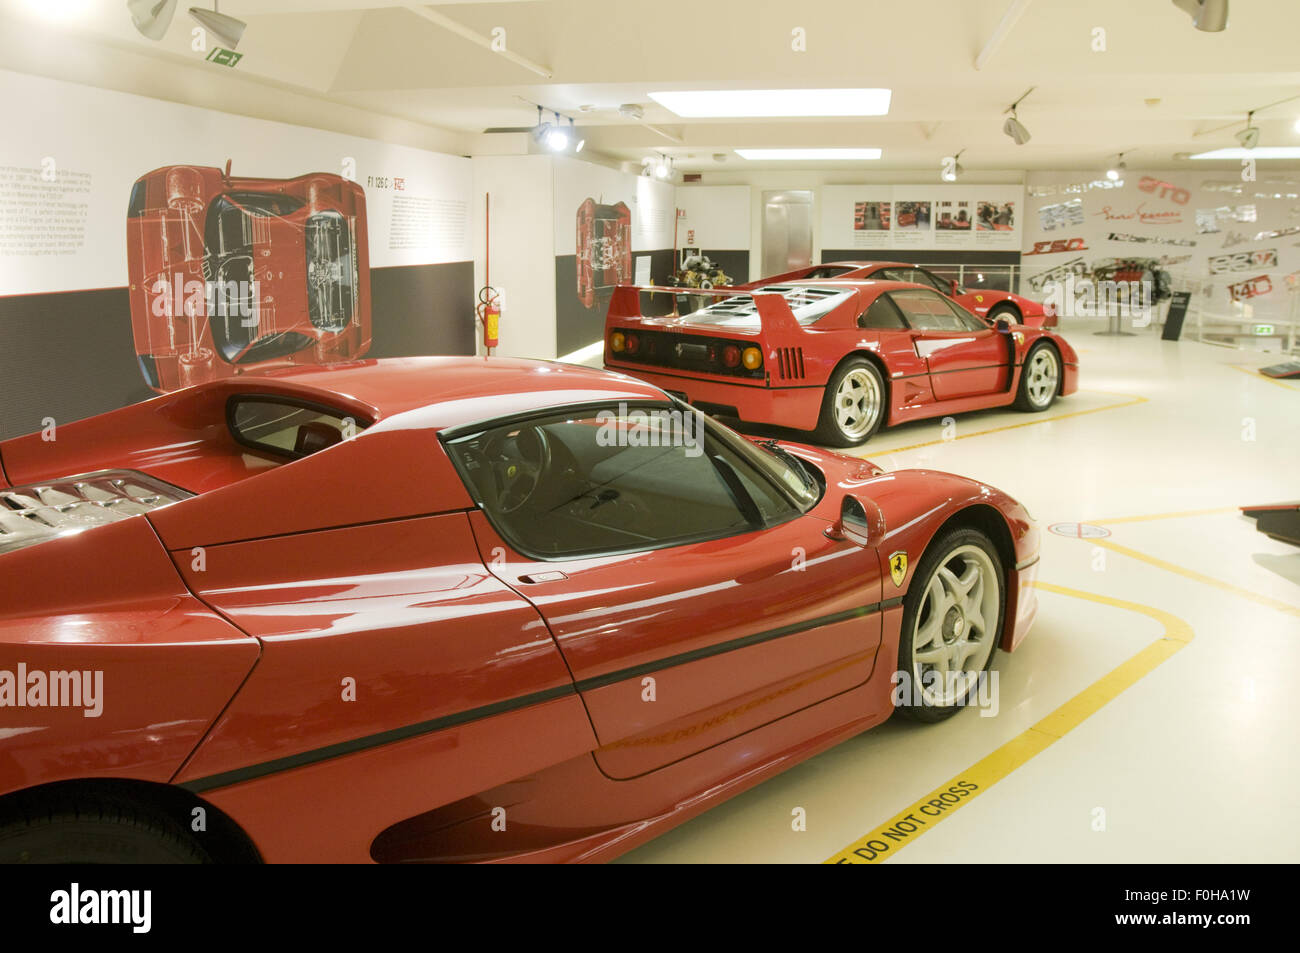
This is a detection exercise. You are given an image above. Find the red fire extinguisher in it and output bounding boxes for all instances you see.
[477,285,500,350]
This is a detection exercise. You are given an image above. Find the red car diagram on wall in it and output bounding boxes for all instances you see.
[126,161,372,392]
[576,198,632,309]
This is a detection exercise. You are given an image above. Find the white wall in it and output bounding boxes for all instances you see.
[678,171,1027,281]
[673,185,750,252]
[472,155,556,359]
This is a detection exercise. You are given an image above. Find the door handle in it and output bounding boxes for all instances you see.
[519,571,568,584]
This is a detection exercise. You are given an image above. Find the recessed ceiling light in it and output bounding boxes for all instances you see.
[735,148,882,160]
[1190,147,1300,159]
[649,89,891,118]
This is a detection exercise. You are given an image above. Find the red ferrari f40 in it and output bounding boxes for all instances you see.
[604,279,1078,446]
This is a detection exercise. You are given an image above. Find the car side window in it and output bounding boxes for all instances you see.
[913,268,951,294]
[443,404,800,558]
[887,289,966,331]
[859,294,908,329]
[939,295,991,332]
[876,267,911,283]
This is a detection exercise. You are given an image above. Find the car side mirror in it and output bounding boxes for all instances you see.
[826,493,882,548]
[995,317,1011,333]
[949,279,960,297]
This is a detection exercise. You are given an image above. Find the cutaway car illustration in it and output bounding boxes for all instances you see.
[126,160,371,392]
[737,261,1054,327]
[576,198,632,310]
[604,280,1078,447]
[0,357,1038,863]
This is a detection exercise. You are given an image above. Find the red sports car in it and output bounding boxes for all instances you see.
[0,357,1039,863]
[738,261,1055,327]
[604,280,1078,447]
[126,161,371,393]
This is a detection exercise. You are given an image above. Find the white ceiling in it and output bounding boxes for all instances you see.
[4,0,1300,176]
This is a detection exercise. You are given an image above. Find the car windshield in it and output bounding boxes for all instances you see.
[681,284,856,328]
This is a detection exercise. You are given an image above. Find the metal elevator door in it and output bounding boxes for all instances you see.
[761,190,814,277]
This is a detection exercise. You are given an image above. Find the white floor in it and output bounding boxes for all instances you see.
[585,325,1300,863]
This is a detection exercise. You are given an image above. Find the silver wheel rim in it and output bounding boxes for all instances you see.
[910,544,1000,707]
[833,368,881,440]
[1026,348,1059,407]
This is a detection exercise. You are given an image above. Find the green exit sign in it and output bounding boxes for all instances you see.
[205,47,243,68]
[1253,324,1275,335]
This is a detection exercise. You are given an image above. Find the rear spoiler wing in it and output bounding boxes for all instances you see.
[606,285,805,336]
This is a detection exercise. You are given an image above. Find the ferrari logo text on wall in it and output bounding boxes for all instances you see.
[1208,249,1277,274]
[1228,275,1273,301]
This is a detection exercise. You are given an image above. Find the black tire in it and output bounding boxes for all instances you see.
[814,358,886,447]
[1013,341,1061,412]
[895,526,1005,723]
[0,792,213,863]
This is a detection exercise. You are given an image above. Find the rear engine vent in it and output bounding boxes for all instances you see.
[0,470,192,557]
[776,347,806,380]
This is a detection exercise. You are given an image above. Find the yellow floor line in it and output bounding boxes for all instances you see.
[1087,506,1238,525]
[1091,538,1300,618]
[853,390,1148,457]
[1227,363,1300,391]
[825,582,1192,865]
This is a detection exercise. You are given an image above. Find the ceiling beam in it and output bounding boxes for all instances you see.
[404,5,553,80]
[974,0,1034,71]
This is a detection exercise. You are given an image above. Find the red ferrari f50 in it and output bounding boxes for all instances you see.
[0,358,1038,863]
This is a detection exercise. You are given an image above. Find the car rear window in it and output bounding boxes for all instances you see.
[228,396,368,459]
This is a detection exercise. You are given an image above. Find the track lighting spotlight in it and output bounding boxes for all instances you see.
[1235,114,1260,150]
[941,150,965,182]
[1171,0,1228,32]
[188,1,245,49]
[128,0,178,40]
[1003,111,1031,145]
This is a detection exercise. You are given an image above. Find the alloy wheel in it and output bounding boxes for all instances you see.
[834,368,882,441]
[910,544,1000,707]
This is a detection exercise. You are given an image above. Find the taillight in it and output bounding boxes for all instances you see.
[625,333,641,355]
[609,331,625,353]
[742,347,763,370]
[721,344,741,368]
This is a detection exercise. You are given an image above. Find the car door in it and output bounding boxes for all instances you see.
[888,288,1010,400]
[444,402,885,779]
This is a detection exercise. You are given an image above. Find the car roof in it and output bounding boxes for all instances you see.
[244,356,670,431]
[763,278,934,293]
[821,260,908,270]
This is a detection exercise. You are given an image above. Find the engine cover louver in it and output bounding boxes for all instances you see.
[0,470,192,556]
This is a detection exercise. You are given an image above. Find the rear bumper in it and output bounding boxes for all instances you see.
[604,363,825,431]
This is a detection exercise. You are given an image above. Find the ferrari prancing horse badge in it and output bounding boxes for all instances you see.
[889,551,907,588]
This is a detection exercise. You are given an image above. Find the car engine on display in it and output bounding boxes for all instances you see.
[0,0,1288,932]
